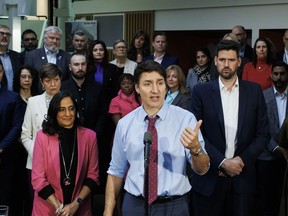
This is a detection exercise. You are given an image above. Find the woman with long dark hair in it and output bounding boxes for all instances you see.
[32,91,99,216]
[242,37,276,90]
[127,30,151,64]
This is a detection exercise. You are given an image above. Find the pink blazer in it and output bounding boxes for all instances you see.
[32,127,99,216]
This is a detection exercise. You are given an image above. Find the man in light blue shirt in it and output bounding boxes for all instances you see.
[104,60,209,216]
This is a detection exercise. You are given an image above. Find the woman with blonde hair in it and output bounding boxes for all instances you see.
[165,64,191,111]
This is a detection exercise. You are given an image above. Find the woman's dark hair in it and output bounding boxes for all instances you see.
[39,63,63,81]
[252,37,276,68]
[127,30,151,61]
[42,91,82,135]
[13,65,39,96]
[87,40,109,73]
[195,47,212,66]
[118,73,141,105]
[0,59,7,89]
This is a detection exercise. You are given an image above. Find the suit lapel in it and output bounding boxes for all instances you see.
[49,134,61,182]
[211,81,225,137]
[76,128,84,185]
[40,48,48,65]
[237,81,247,138]
[171,94,181,106]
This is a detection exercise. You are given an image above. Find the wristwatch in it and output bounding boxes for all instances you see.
[76,197,84,206]
[192,147,203,157]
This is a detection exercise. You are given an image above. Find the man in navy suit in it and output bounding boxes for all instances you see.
[25,26,71,82]
[143,31,179,69]
[0,24,21,91]
[257,61,288,216]
[191,40,270,216]
[0,59,25,215]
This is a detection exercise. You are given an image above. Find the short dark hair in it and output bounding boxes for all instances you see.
[272,61,288,72]
[215,40,240,57]
[39,63,63,81]
[153,31,167,42]
[21,29,37,41]
[42,91,82,135]
[73,30,87,39]
[134,60,166,84]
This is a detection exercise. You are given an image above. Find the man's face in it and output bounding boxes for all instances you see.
[69,55,87,80]
[215,50,241,80]
[232,27,246,46]
[44,31,61,53]
[135,71,167,116]
[271,66,288,89]
[72,35,87,53]
[152,35,167,53]
[0,27,11,48]
[22,33,38,51]
[113,42,127,58]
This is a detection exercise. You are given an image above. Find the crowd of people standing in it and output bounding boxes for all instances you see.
[1,22,288,216]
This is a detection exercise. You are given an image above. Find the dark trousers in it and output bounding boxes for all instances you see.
[193,176,253,216]
[122,192,190,216]
[256,159,286,216]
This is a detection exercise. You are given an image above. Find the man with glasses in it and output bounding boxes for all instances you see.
[232,25,253,61]
[0,24,21,91]
[25,26,71,85]
[110,39,137,75]
[20,29,38,65]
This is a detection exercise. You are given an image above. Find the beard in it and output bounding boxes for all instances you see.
[219,68,237,80]
[25,44,38,52]
[273,81,288,89]
[72,70,86,79]
[46,45,59,53]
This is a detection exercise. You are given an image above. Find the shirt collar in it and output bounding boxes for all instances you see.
[218,77,239,91]
[273,86,288,96]
[139,101,169,122]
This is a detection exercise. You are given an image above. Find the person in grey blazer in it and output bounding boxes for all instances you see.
[25,26,71,83]
[110,39,137,75]
[165,64,191,112]
[257,61,288,216]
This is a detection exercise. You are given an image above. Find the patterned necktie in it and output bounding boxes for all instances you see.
[147,116,158,205]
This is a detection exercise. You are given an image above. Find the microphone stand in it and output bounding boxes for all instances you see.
[144,132,152,216]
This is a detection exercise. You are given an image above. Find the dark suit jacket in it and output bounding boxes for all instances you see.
[191,79,270,196]
[169,93,192,112]
[243,44,253,62]
[61,76,106,135]
[276,49,286,62]
[143,53,179,69]
[24,47,71,81]
[261,87,288,160]
[7,49,21,77]
[0,88,25,149]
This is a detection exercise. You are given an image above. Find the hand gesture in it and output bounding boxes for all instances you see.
[180,120,202,152]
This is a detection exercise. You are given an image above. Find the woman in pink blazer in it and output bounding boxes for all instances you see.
[32,91,99,216]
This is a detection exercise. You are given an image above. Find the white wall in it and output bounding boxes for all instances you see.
[73,1,288,45]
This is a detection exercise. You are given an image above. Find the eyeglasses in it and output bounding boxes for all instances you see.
[20,75,33,79]
[115,46,127,50]
[23,38,37,42]
[0,31,11,37]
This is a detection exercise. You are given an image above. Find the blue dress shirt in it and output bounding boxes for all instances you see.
[108,102,206,197]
